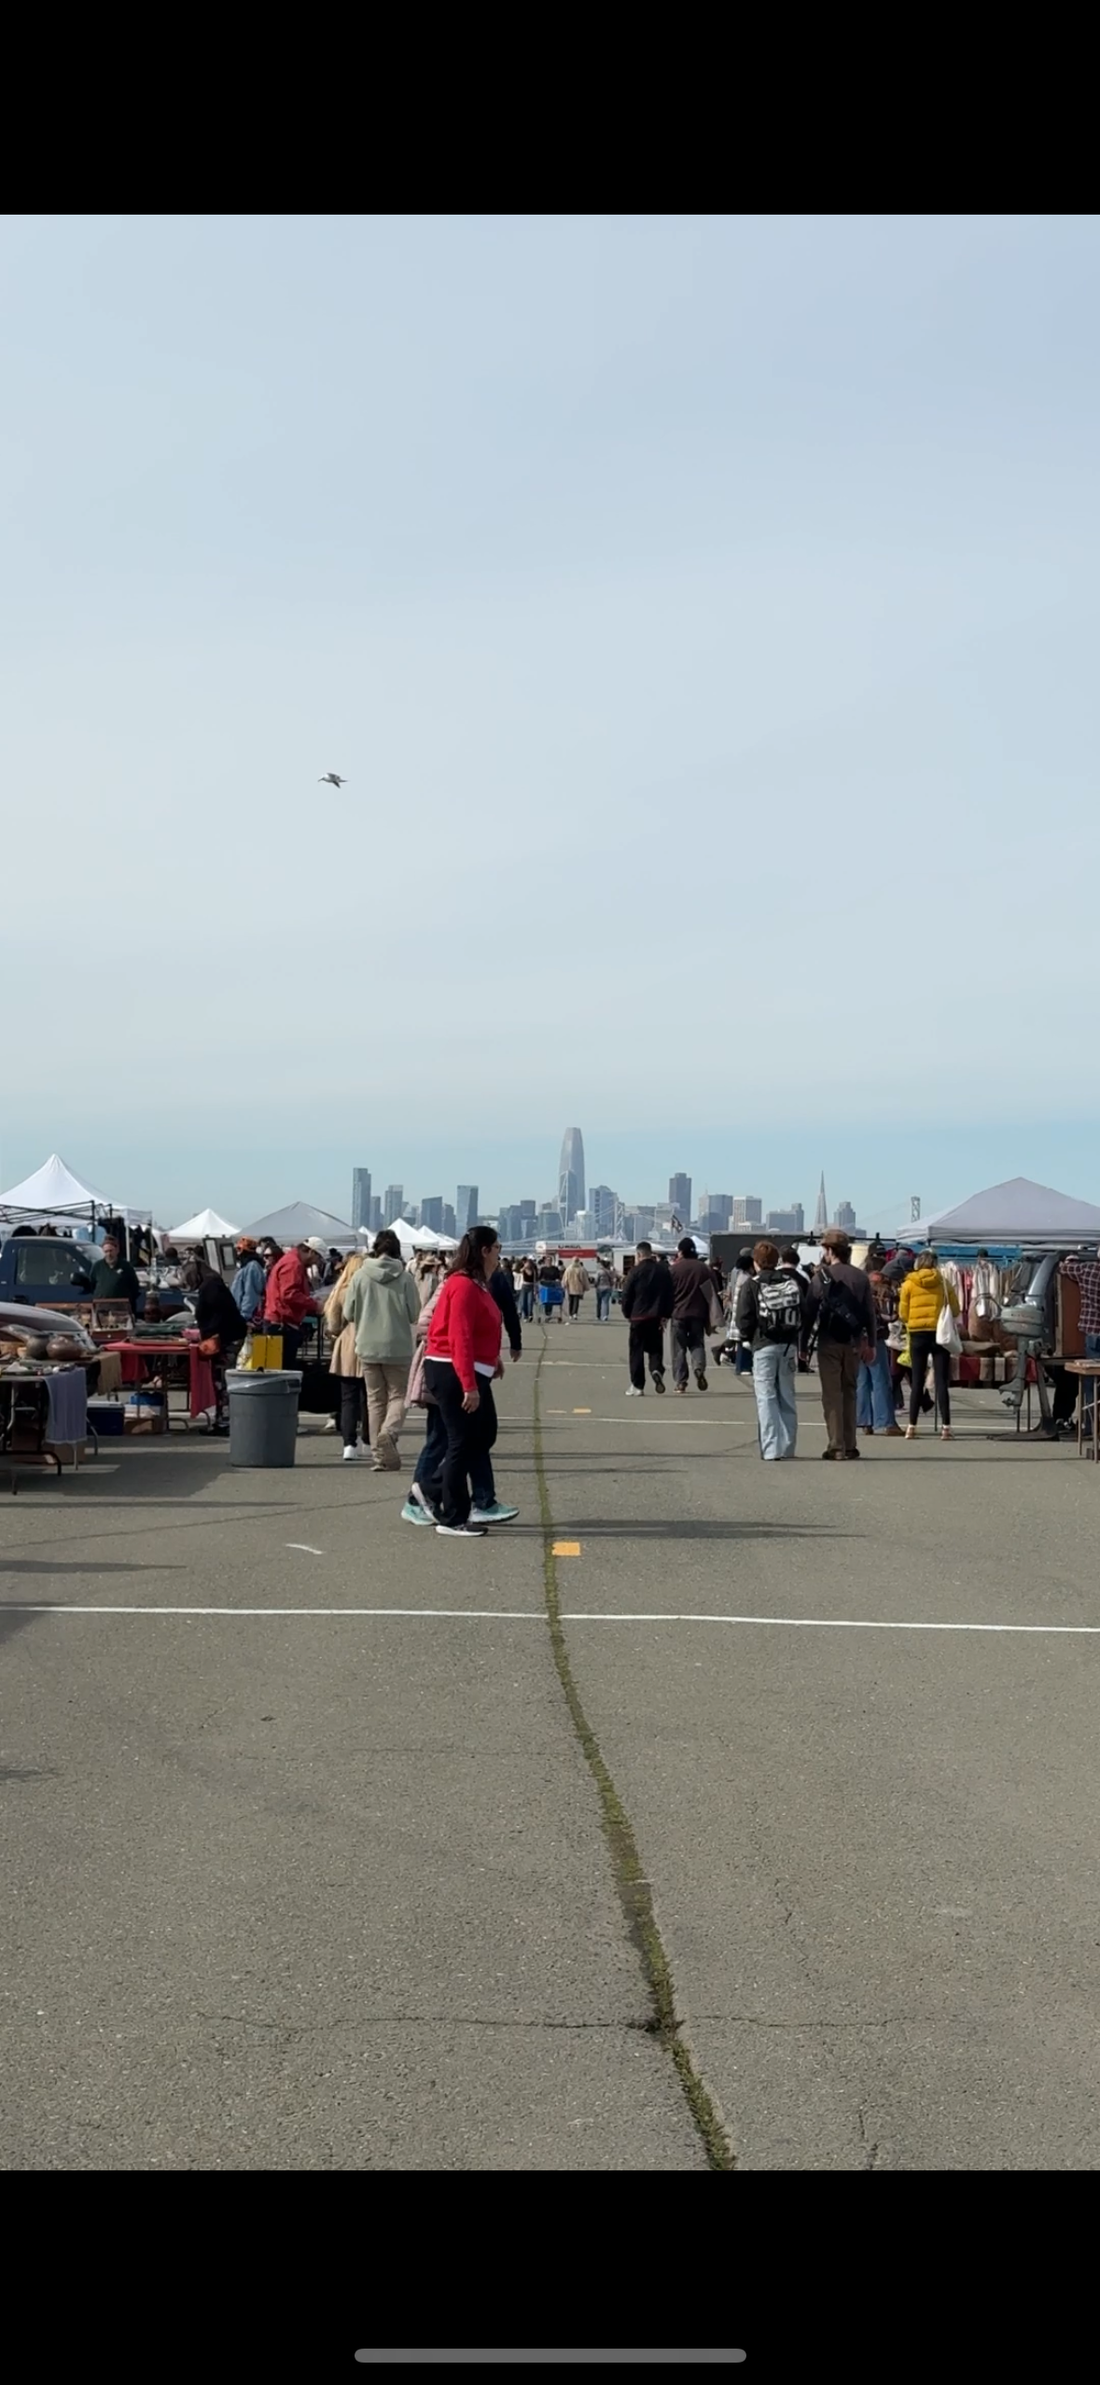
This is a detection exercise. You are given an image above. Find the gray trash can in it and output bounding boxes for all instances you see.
[225,1369,302,1467]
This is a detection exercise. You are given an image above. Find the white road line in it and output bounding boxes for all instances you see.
[3,1604,1100,1635]
[286,1543,324,1555]
[4,1605,542,1619]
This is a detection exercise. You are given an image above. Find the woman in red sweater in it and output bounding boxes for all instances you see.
[423,1225,505,1536]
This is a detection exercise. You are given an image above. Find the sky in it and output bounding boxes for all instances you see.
[2,213,1099,1230]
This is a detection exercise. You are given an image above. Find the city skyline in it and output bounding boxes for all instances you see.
[345,1137,867,1247]
[10,1120,1097,1246]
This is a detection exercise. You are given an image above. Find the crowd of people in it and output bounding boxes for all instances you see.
[155,1218,1100,1489]
[609,1229,974,1460]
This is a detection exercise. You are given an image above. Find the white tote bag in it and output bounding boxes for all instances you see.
[936,1290,962,1354]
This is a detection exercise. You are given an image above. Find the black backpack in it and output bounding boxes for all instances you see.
[816,1269,866,1345]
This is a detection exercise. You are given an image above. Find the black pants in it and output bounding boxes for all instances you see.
[267,1322,301,1372]
[423,1361,498,1527]
[628,1318,665,1389]
[212,1342,241,1428]
[339,1376,366,1445]
[567,1293,582,1318]
[671,1318,707,1386]
[908,1330,951,1425]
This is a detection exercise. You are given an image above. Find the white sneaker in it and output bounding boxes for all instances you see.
[342,1443,361,1462]
[435,1522,487,1538]
[323,1417,339,1433]
[625,1385,644,1397]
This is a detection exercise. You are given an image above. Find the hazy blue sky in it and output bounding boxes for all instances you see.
[2,214,1098,1228]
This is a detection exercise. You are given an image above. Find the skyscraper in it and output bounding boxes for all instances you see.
[351,1168,372,1232]
[421,1197,444,1232]
[384,1184,404,1226]
[835,1200,856,1232]
[766,1203,805,1236]
[732,1195,762,1227]
[698,1192,732,1228]
[814,1173,829,1234]
[441,1203,456,1238]
[456,1186,479,1233]
[591,1184,617,1237]
[668,1173,692,1219]
[558,1128,585,1223]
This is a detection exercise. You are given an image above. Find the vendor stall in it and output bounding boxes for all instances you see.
[888,1178,1100,1440]
[0,1301,97,1488]
[100,1330,219,1430]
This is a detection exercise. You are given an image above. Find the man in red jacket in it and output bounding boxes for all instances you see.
[262,1239,321,1371]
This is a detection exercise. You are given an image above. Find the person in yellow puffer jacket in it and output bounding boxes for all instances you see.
[899,1253,961,1439]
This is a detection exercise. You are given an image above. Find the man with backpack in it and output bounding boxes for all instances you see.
[804,1227,879,1460]
[736,1240,810,1458]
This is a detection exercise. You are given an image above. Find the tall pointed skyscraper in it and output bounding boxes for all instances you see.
[814,1172,829,1234]
[558,1127,586,1224]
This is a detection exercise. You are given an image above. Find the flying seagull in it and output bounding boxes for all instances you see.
[318,772,347,788]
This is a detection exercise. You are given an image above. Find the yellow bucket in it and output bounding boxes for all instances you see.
[249,1330,284,1371]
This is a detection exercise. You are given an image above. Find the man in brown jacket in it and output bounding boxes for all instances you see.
[805,1227,878,1459]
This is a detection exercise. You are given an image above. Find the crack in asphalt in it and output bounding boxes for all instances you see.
[195,2013,659,2035]
[857,2106,881,2169]
[532,1332,735,2174]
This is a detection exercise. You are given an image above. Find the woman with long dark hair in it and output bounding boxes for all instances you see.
[422,1225,504,1537]
[180,1257,246,1430]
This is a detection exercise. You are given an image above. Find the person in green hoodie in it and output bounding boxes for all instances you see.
[337,1228,422,1471]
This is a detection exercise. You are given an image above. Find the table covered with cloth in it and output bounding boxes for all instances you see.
[101,1340,216,1421]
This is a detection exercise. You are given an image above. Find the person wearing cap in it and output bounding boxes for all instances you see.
[231,1239,267,1324]
[261,1238,322,1371]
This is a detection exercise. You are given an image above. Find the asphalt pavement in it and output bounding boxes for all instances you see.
[2,1312,1098,2169]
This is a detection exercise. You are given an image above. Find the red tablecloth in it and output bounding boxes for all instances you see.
[101,1340,216,1421]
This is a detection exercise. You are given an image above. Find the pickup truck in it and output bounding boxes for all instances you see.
[0,1237,186,1319]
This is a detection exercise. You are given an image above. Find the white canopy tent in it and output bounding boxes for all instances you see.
[892,1177,1100,1250]
[0,1152,150,1229]
[382,1216,459,1255]
[167,1207,240,1244]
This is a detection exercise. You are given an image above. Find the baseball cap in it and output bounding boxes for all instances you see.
[304,1236,328,1257]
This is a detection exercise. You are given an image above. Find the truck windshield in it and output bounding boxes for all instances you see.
[11,1240,96,1290]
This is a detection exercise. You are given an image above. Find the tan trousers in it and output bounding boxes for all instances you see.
[817,1341,861,1456]
[364,1361,409,1466]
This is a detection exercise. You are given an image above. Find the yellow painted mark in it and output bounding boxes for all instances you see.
[552,1541,582,1557]
[573,1407,592,1414]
